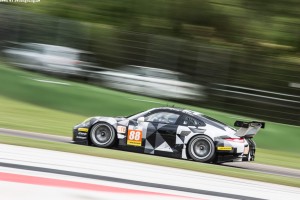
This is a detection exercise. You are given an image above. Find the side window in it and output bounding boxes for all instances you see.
[182,115,205,126]
[145,112,180,125]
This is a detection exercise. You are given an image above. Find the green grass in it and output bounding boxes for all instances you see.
[0,62,299,170]
[0,134,299,188]
[0,63,171,117]
[0,95,84,135]
[256,149,300,169]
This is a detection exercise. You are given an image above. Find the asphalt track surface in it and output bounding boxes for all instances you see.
[0,162,263,200]
[1,144,300,200]
[1,127,300,178]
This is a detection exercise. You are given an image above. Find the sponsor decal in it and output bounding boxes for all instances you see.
[117,126,126,134]
[78,132,87,136]
[127,129,142,146]
[217,146,233,151]
[78,128,89,132]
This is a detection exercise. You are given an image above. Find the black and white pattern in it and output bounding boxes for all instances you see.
[73,107,265,163]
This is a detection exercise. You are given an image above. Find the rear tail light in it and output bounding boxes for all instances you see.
[224,138,245,143]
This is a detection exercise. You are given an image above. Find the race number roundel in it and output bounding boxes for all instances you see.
[127,129,142,146]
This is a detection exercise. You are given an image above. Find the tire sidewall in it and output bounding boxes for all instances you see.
[247,152,251,161]
[188,135,215,163]
[90,123,116,147]
[250,149,255,161]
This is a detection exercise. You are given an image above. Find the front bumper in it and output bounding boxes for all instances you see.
[72,126,89,145]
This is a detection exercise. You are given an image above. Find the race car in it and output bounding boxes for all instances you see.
[72,107,265,163]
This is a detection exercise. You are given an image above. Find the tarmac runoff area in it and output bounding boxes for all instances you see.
[1,127,300,178]
[0,144,300,200]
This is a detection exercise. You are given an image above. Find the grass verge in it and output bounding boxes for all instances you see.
[256,149,300,169]
[0,134,299,188]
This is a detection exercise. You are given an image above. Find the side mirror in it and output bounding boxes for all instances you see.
[137,117,145,124]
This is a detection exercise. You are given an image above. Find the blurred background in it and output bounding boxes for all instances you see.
[0,0,299,125]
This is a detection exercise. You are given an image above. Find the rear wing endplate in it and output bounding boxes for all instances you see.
[234,121,265,138]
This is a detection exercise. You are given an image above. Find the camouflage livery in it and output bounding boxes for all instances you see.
[73,107,264,163]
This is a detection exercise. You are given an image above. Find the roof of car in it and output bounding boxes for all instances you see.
[152,107,227,130]
[152,107,183,111]
[153,107,203,115]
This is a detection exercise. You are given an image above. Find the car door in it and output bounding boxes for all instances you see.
[142,111,181,157]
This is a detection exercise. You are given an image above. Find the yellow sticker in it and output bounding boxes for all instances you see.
[127,129,142,146]
[217,146,233,151]
[78,128,89,132]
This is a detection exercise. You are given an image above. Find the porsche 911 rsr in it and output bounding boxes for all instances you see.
[72,107,265,163]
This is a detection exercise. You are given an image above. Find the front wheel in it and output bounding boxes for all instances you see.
[90,123,116,147]
[188,135,215,163]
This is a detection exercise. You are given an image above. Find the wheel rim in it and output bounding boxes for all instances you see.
[191,138,212,159]
[92,124,112,145]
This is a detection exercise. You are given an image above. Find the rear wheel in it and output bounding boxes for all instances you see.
[243,149,255,161]
[249,149,255,161]
[188,135,215,163]
[244,138,256,161]
[90,123,116,147]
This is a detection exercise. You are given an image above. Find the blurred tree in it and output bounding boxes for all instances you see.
[3,0,300,124]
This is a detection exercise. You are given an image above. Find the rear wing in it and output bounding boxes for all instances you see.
[234,121,265,138]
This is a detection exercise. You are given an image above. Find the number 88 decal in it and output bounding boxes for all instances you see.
[127,129,142,146]
[129,130,141,140]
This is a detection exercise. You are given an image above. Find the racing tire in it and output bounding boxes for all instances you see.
[244,138,256,161]
[243,149,255,161]
[188,135,215,163]
[90,123,116,148]
[247,152,251,161]
[250,149,255,161]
